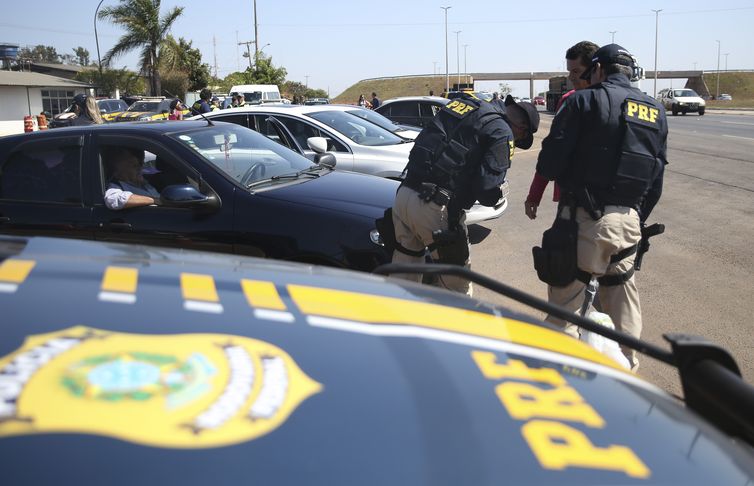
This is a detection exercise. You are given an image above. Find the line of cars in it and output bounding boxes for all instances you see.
[49,96,189,128]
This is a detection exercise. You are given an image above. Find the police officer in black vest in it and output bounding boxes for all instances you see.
[391,92,539,295]
[535,44,668,369]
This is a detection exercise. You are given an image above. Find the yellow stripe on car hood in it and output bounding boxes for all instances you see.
[288,285,626,371]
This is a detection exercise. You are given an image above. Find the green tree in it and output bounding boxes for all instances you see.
[19,45,60,63]
[159,35,210,92]
[76,67,146,97]
[73,47,91,66]
[99,0,184,96]
[244,56,287,85]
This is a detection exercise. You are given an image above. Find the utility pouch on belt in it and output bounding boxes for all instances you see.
[433,224,469,266]
[433,139,470,178]
[532,208,578,287]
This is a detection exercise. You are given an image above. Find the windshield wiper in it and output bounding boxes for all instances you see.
[246,165,323,189]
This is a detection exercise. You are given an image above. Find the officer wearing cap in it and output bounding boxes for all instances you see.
[390,92,539,295]
[535,44,668,368]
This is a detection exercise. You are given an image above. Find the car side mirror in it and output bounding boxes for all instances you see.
[160,184,219,210]
[307,136,328,154]
[315,153,336,168]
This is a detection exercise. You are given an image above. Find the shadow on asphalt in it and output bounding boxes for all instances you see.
[468,224,492,244]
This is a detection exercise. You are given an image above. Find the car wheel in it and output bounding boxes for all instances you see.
[671,104,678,116]
[698,108,705,116]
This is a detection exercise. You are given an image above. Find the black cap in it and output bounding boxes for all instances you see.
[580,43,635,80]
[73,93,88,107]
[504,95,540,150]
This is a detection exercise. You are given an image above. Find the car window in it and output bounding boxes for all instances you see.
[252,116,294,150]
[276,116,348,153]
[673,89,698,97]
[307,111,403,146]
[345,108,398,132]
[420,102,441,117]
[389,102,419,117]
[128,101,160,112]
[0,145,81,204]
[169,124,314,186]
[211,114,250,128]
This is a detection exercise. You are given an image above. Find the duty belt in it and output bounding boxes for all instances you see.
[401,179,454,207]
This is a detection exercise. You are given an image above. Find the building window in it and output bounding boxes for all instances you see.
[41,89,78,116]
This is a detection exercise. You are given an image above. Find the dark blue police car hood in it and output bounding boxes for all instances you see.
[254,169,398,219]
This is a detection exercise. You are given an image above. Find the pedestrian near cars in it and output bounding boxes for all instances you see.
[70,94,104,126]
[371,92,381,109]
[390,92,539,295]
[168,99,184,120]
[358,94,371,108]
[525,41,599,221]
[534,43,668,369]
[191,88,213,116]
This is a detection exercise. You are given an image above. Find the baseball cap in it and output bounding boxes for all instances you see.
[72,93,88,107]
[504,95,540,150]
[580,43,636,80]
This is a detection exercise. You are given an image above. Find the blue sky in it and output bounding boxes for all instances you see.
[3,0,753,97]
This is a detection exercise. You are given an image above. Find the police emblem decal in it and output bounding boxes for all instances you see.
[0,326,322,448]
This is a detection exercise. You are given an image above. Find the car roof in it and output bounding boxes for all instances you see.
[2,235,754,484]
[381,96,450,105]
[0,120,220,142]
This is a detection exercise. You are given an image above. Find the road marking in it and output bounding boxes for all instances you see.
[720,121,754,126]
[722,134,754,142]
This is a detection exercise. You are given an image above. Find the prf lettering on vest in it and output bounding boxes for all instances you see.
[446,100,475,116]
[626,101,658,123]
[471,350,650,479]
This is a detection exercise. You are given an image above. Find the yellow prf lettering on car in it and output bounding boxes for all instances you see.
[472,352,564,387]
[496,382,605,427]
[522,420,650,478]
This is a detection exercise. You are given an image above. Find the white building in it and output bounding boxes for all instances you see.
[0,71,94,136]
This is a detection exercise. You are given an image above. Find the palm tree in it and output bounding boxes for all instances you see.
[99,0,184,96]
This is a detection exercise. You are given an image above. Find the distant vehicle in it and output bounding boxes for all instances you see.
[49,98,129,128]
[229,84,282,104]
[657,88,706,116]
[520,97,532,104]
[718,93,733,101]
[375,96,450,129]
[533,96,546,106]
[110,97,180,122]
[0,121,394,272]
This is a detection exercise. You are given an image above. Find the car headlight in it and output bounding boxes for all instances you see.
[370,229,383,246]
[678,102,686,106]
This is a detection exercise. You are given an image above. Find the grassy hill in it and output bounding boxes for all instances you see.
[332,76,448,104]
[333,72,754,108]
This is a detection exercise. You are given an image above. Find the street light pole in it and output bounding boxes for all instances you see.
[94,0,105,77]
[724,52,729,71]
[652,9,662,99]
[716,40,721,99]
[463,44,468,83]
[441,6,451,94]
[609,30,617,43]
[454,31,461,88]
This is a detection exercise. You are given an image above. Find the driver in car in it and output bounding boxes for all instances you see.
[103,147,161,210]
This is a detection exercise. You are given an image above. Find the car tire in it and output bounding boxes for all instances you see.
[698,108,705,116]
[671,105,678,116]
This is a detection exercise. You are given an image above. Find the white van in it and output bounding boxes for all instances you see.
[229,84,282,104]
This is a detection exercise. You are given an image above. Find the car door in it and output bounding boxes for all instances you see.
[0,133,95,240]
[90,133,235,255]
[272,115,354,171]
[419,102,442,127]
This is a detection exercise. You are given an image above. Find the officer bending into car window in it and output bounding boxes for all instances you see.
[535,44,668,370]
[103,147,161,210]
[390,92,539,296]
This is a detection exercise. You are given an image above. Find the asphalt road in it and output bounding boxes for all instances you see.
[469,110,754,396]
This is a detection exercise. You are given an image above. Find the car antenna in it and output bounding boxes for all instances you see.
[197,112,214,126]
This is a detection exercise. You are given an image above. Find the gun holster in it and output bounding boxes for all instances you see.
[432,223,469,266]
[532,207,579,287]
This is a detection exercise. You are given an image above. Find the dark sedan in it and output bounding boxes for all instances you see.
[375,96,450,128]
[0,121,395,271]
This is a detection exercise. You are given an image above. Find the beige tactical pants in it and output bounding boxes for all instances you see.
[391,185,472,296]
[546,205,643,365]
